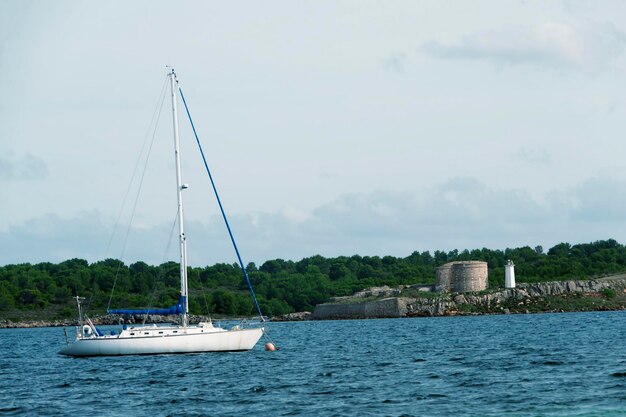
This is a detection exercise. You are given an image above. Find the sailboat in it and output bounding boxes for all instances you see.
[59,69,264,356]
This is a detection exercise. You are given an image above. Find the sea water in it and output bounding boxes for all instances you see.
[0,311,624,416]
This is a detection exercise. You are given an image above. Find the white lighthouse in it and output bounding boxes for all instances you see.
[505,259,516,289]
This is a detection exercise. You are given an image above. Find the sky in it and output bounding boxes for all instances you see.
[2,0,626,267]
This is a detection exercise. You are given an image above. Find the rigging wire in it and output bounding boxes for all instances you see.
[104,77,169,259]
[106,76,169,312]
[178,86,266,322]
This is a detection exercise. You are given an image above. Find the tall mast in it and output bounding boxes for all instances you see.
[169,68,189,327]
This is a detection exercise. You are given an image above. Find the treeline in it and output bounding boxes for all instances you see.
[1,239,626,319]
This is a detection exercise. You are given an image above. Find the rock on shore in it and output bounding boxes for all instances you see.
[271,312,312,322]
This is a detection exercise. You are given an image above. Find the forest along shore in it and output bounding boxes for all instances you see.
[308,275,626,320]
[4,240,626,323]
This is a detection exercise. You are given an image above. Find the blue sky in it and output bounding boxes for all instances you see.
[2,1,626,266]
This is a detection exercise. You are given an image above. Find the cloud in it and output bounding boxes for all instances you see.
[0,152,49,180]
[242,176,626,257]
[382,53,408,73]
[0,211,202,266]
[419,21,626,72]
[550,177,626,222]
[4,177,626,265]
[514,147,551,166]
[0,212,110,263]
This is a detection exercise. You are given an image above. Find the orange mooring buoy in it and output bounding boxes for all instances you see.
[265,342,276,351]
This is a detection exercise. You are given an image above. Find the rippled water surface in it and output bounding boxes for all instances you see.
[1,311,625,416]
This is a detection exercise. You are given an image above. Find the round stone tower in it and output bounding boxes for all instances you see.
[452,261,488,292]
[435,263,454,292]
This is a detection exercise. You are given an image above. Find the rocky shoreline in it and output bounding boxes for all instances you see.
[2,276,626,328]
[0,312,316,328]
[310,276,626,320]
[0,314,213,329]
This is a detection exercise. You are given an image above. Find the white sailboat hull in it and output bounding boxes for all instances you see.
[59,325,263,357]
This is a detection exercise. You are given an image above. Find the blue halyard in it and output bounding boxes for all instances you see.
[178,87,265,322]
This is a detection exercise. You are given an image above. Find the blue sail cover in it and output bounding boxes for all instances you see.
[108,295,186,315]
